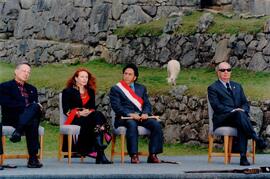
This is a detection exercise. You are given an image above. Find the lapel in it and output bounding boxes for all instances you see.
[11,80,25,101]
[72,87,83,107]
[216,80,232,97]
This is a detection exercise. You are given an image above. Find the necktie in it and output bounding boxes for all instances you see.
[226,83,233,97]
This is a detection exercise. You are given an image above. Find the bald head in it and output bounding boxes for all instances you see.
[14,63,31,84]
[216,62,232,83]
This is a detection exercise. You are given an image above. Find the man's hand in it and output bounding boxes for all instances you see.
[140,114,148,121]
[231,108,245,113]
[128,113,141,120]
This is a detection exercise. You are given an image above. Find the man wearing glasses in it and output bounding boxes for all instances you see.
[208,62,267,166]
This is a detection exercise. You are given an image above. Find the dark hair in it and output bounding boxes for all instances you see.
[66,68,96,93]
[122,63,139,79]
[16,61,31,69]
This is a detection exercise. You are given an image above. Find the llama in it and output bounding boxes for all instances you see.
[167,59,180,86]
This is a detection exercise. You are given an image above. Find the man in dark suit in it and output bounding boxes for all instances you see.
[208,62,267,166]
[109,64,163,164]
[0,62,43,168]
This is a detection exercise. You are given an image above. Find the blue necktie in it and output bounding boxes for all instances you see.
[226,83,233,97]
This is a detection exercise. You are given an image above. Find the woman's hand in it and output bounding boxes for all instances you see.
[78,108,95,117]
[78,108,89,117]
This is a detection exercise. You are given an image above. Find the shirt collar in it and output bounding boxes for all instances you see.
[129,83,135,90]
[15,79,24,87]
[219,79,230,88]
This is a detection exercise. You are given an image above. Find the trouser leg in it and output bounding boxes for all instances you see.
[16,103,41,134]
[125,120,138,156]
[141,119,163,154]
[23,104,41,156]
[0,123,3,155]
[233,111,258,140]
[224,111,257,156]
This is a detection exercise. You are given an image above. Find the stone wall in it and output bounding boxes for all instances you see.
[39,86,270,146]
[238,0,270,15]
[0,0,199,64]
[1,0,270,71]
[107,33,270,71]
[0,0,199,40]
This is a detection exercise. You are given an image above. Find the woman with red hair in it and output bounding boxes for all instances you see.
[62,68,112,164]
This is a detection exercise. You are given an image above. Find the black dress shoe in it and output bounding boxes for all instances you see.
[10,131,21,143]
[147,154,161,163]
[257,138,267,149]
[96,151,112,164]
[27,157,43,168]
[131,154,140,164]
[240,156,250,166]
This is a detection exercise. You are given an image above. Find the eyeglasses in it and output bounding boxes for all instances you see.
[219,68,232,72]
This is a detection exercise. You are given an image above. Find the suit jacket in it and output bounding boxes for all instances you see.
[62,87,95,116]
[207,80,250,130]
[0,79,38,126]
[109,82,152,117]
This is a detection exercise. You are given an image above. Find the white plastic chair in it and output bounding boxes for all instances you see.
[58,93,81,164]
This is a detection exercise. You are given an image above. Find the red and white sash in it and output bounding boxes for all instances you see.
[116,80,144,111]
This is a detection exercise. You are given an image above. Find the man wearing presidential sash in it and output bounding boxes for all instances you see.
[109,64,163,164]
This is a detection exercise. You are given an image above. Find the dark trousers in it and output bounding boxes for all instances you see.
[115,118,163,156]
[71,111,107,155]
[0,123,3,155]
[5,103,41,157]
[218,111,258,156]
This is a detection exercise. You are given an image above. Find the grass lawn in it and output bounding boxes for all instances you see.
[1,59,270,100]
[114,11,269,37]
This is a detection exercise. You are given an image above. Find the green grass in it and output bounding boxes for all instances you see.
[113,11,270,37]
[1,59,270,100]
[114,18,166,37]
[207,13,269,34]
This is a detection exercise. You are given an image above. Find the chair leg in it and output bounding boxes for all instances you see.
[110,135,116,162]
[1,136,6,165]
[228,136,233,164]
[67,134,72,164]
[252,139,256,164]
[58,134,63,161]
[224,136,229,164]
[39,135,44,161]
[0,136,5,165]
[120,134,125,164]
[208,134,213,163]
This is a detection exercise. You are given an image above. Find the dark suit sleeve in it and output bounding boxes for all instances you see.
[207,85,234,114]
[239,84,250,113]
[0,82,25,108]
[109,86,129,117]
[141,86,152,115]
